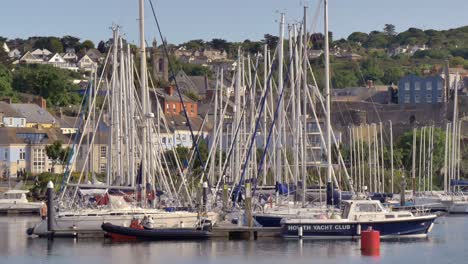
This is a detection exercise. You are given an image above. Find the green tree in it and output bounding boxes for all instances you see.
[347,32,369,44]
[208,38,229,51]
[45,140,70,173]
[34,37,64,53]
[383,24,396,36]
[12,64,81,106]
[81,40,95,50]
[263,34,279,49]
[0,64,15,98]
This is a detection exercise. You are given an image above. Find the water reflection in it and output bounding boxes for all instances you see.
[1,216,467,264]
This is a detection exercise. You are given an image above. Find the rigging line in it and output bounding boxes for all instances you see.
[148,0,211,189]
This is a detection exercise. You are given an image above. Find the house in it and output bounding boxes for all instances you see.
[155,114,210,150]
[74,131,109,174]
[77,54,97,71]
[9,99,59,128]
[0,101,26,127]
[30,48,52,60]
[335,52,363,61]
[62,48,78,63]
[8,48,21,59]
[18,51,43,64]
[56,113,80,135]
[308,49,323,59]
[0,127,71,177]
[398,75,445,104]
[2,42,9,53]
[152,86,198,118]
[85,49,103,63]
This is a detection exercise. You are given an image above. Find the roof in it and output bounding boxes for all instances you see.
[0,127,70,145]
[161,114,211,133]
[0,102,23,118]
[56,115,80,129]
[152,88,195,103]
[10,104,57,124]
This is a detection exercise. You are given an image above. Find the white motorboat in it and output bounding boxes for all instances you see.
[0,190,44,214]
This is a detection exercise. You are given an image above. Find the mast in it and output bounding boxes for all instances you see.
[301,6,308,206]
[389,120,394,193]
[139,0,148,205]
[324,0,333,206]
[276,13,285,187]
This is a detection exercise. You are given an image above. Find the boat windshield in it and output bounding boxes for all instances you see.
[355,203,382,213]
[2,193,24,199]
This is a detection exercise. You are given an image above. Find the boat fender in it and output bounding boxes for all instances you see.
[26,227,34,236]
[40,204,47,220]
[298,226,303,239]
[357,224,361,235]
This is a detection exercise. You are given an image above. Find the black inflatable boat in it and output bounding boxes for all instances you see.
[101,222,212,241]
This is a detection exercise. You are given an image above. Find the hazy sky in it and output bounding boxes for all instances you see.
[2,0,467,45]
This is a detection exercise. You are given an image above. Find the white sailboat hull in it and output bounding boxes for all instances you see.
[30,209,218,236]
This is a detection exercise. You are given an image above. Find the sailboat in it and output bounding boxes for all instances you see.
[28,1,218,237]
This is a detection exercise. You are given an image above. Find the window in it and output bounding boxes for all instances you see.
[4,150,8,161]
[100,163,106,173]
[181,135,186,141]
[404,82,410,91]
[19,149,25,160]
[100,146,107,159]
[437,94,443,102]
[166,103,169,110]
[355,203,381,212]
[427,93,432,102]
[9,118,13,126]
[162,137,166,144]
[32,148,46,173]
[437,81,443,90]
[172,104,176,110]
[404,94,410,103]
[414,81,421,90]
[426,81,432,90]
[415,95,420,103]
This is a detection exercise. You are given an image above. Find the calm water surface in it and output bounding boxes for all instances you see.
[0,215,466,264]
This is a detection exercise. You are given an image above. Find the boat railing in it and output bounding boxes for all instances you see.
[392,204,434,216]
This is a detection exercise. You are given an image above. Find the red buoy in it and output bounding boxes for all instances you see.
[361,227,380,256]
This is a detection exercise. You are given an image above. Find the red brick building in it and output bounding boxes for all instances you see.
[154,86,198,118]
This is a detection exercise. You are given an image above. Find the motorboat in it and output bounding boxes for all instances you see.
[0,190,44,214]
[281,200,437,239]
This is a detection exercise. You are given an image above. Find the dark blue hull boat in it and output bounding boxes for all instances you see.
[282,216,436,239]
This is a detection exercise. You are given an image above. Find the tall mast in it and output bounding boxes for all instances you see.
[276,13,285,186]
[301,6,308,206]
[324,0,333,206]
[139,0,147,205]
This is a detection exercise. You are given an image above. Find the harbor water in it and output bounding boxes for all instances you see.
[0,216,466,264]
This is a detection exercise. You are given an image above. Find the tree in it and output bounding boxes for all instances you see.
[182,39,204,50]
[12,64,81,106]
[347,32,369,44]
[209,38,229,51]
[61,35,80,50]
[81,40,95,50]
[383,24,396,36]
[0,64,15,97]
[262,34,279,49]
[33,37,64,53]
[45,140,70,173]
[450,56,465,67]
[97,41,107,53]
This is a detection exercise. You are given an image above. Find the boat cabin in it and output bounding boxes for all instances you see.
[341,200,414,221]
[0,190,29,202]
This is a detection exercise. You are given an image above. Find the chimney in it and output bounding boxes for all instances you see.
[165,86,175,96]
[34,96,47,109]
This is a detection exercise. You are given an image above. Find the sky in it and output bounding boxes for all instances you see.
[2,0,468,46]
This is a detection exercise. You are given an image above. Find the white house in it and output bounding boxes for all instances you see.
[19,51,43,64]
[78,54,97,71]
[48,53,66,64]
[8,48,21,59]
